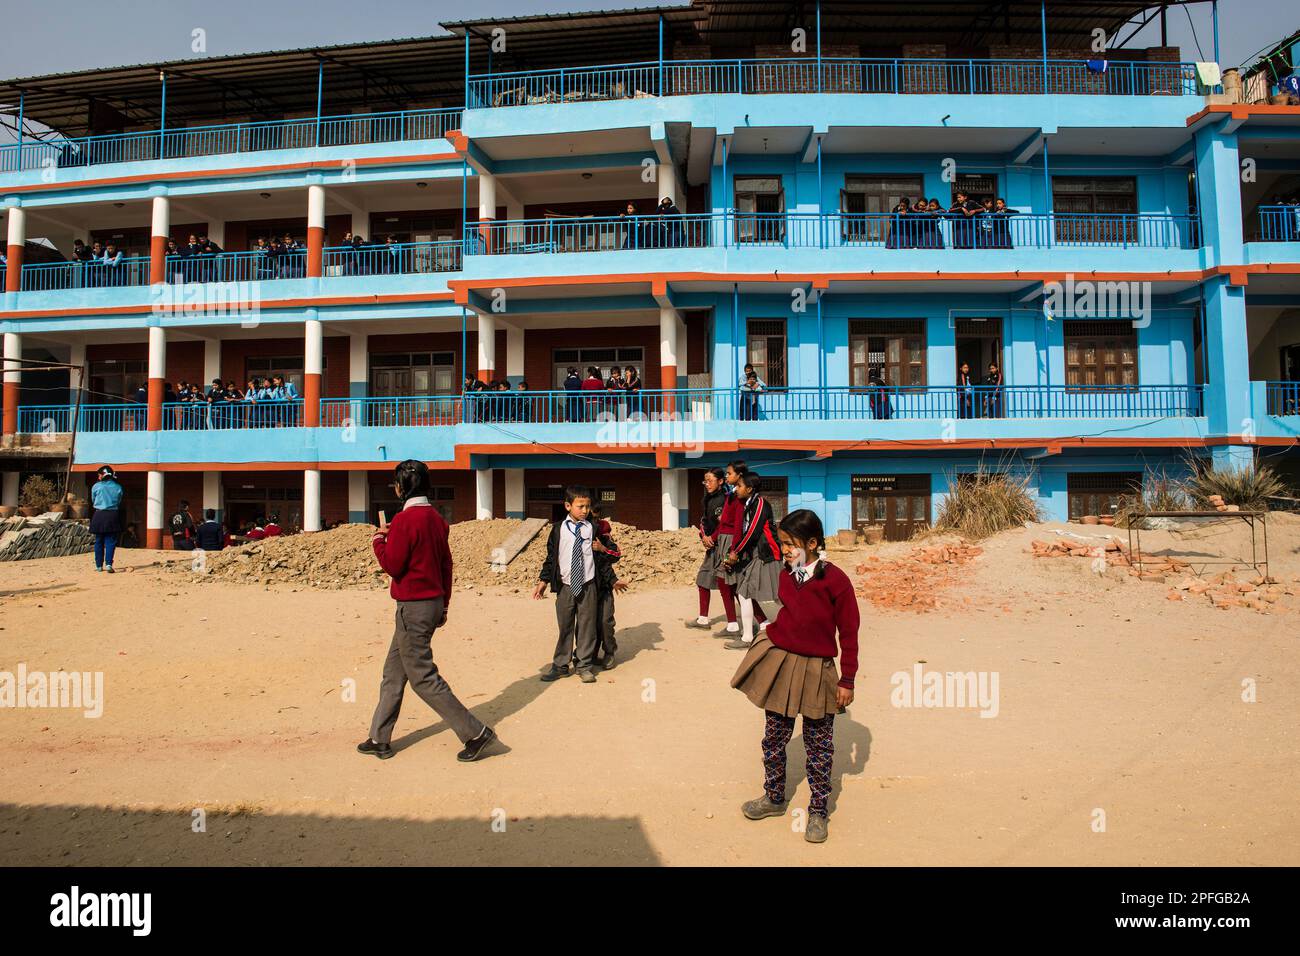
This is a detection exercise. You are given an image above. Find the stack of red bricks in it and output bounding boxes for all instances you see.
[1029,537,1131,567]
[1165,572,1298,611]
[854,543,983,612]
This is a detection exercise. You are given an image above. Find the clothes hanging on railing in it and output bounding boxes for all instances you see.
[1085,60,1108,74]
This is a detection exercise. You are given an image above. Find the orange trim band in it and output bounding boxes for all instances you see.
[2,381,18,436]
[4,244,23,293]
[149,235,168,285]
[303,373,322,428]
[146,378,164,432]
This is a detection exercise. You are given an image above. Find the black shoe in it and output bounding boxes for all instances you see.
[357,739,393,760]
[602,653,616,670]
[457,726,496,762]
[541,665,570,682]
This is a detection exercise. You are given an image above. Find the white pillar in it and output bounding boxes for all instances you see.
[3,332,23,437]
[6,206,26,246]
[146,470,165,549]
[202,471,221,520]
[348,470,367,523]
[304,313,323,427]
[476,312,496,381]
[304,468,322,532]
[658,161,683,210]
[505,323,524,383]
[477,172,497,221]
[151,195,170,238]
[659,306,679,396]
[348,333,367,397]
[148,326,167,381]
[661,468,685,530]
[205,220,225,248]
[505,469,524,518]
[202,338,221,387]
[1,472,19,507]
[476,468,494,519]
[350,209,369,239]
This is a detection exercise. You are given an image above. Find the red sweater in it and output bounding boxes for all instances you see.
[766,563,861,688]
[716,492,743,537]
[372,503,454,605]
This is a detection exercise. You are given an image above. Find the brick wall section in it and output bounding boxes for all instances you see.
[515,468,662,530]
[901,44,948,94]
[685,310,710,376]
[219,336,348,397]
[522,325,659,391]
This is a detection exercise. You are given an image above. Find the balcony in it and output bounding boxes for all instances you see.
[1252,206,1300,243]
[467,58,1202,108]
[26,385,1203,436]
[464,212,1201,255]
[0,108,462,175]
[1265,382,1300,417]
[11,241,463,296]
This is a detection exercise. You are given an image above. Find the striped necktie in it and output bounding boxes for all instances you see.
[569,522,585,597]
[794,567,808,585]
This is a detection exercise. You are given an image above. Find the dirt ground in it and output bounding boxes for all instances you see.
[1,515,1298,866]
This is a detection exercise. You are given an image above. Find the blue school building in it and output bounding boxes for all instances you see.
[2,1,1299,545]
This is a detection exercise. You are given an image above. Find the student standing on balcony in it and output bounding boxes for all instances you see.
[605,365,626,420]
[868,370,892,420]
[990,198,1018,249]
[658,196,683,248]
[722,471,782,650]
[687,468,731,632]
[925,198,946,249]
[956,362,976,419]
[89,465,125,573]
[730,508,859,845]
[624,366,643,418]
[983,363,1004,418]
[563,367,583,422]
[360,458,496,762]
[581,366,604,421]
[102,242,124,287]
[620,201,642,249]
[739,370,764,421]
[948,191,980,249]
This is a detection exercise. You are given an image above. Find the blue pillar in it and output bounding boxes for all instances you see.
[1202,277,1251,439]
[463,31,470,108]
[815,0,822,93]
[658,16,664,96]
[1193,121,1243,262]
[15,92,22,169]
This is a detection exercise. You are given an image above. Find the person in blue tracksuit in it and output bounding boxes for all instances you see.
[89,465,125,572]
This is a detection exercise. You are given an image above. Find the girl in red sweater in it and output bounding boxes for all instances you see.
[729,509,860,844]
[358,459,495,763]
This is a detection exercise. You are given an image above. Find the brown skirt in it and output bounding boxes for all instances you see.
[730,636,840,719]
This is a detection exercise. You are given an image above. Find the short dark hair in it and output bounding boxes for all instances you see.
[727,459,748,474]
[179,499,190,508]
[708,467,727,482]
[565,485,593,505]
[393,459,431,502]
[205,508,216,520]
[778,509,828,578]
[736,471,761,492]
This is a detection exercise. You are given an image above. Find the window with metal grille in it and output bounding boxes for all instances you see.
[551,348,644,388]
[1066,472,1142,519]
[735,176,785,243]
[849,319,926,388]
[369,352,457,396]
[746,319,787,388]
[246,356,325,395]
[1064,320,1137,388]
[953,174,997,204]
[752,475,788,521]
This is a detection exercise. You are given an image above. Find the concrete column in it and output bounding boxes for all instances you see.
[350,209,369,239]
[146,470,165,549]
[1203,277,1251,437]
[504,468,524,519]
[304,311,322,427]
[3,331,21,437]
[475,468,494,519]
[505,323,525,385]
[658,161,684,211]
[477,312,496,383]
[661,468,686,530]
[203,338,221,388]
[659,306,679,415]
[202,471,222,522]
[205,221,225,249]
[303,468,322,532]
[477,172,497,253]
[5,206,25,293]
[69,342,87,407]
[146,326,166,432]
[348,470,367,523]
[1,471,19,508]
[149,195,170,284]
[306,184,326,278]
[348,333,368,398]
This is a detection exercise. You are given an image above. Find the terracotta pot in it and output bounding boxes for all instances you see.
[18,506,42,517]
[0,506,15,519]
[1081,515,1100,525]
[48,503,67,514]
[863,527,885,545]
[1098,515,1116,526]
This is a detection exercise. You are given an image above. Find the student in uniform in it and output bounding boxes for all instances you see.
[580,366,605,422]
[360,458,495,762]
[590,505,626,670]
[195,509,225,551]
[686,468,730,631]
[729,508,860,844]
[170,499,196,551]
[563,367,583,422]
[983,362,1004,418]
[956,361,976,419]
[533,485,603,683]
[722,470,782,650]
[89,465,125,572]
[948,191,981,249]
[623,366,643,418]
[263,514,283,537]
[706,460,748,636]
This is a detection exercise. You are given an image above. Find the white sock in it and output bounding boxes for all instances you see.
[723,621,740,632]
[695,615,710,625]
[739,597,755,643]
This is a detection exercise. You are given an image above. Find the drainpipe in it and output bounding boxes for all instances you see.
[159,72,167,160]
[315,59,324,147]
[658,15,664,97]
[816,0,823,93]
[1040,1,1048,95]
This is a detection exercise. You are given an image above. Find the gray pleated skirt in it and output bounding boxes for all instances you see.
[736,556,782,603]
[695,532,733,589]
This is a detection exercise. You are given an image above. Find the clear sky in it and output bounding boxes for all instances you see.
[0,0,1295,80]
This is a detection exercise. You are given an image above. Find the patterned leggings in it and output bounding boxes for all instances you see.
[762,710,836,817]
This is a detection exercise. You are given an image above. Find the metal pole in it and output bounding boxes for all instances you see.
[315,59,324,147]
[1211,1,1220,64]
[15,91,23,169]
[1040,1,1048,95]
[722,137,729,248]
[159,72,167,160]
[464,31,470,108]
[816,0,823,93]
[1043,137,1052,249]
[658,15,664,96]
[733,283,741,393]
[817,292,825,418]
[63,364,85,504]
[817,135,824,249]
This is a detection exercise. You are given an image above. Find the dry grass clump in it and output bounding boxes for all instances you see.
[932,471,1042,540]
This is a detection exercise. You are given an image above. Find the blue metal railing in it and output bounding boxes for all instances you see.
[464,211,1202,254]
[0,108,462,174]
[1255,205,1300,242]
[1266,382,1300,416]
[467,57,1202,107]
[19,256,151,291]
[163,250,306,284]
[321,240,463,276]
[20,384,1204,434]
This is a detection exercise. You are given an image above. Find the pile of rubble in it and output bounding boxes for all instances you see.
[853,543,984,612]
[0,513,95,562]
[1030,536,1132,569]
[1164,572,1298,611]
[169,518,711,591]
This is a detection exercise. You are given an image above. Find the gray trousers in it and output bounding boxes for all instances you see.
[596,589,617,655]
[369,598,485,745]
[553,583,598,671]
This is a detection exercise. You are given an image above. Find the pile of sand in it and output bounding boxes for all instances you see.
[168,518,709,591]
